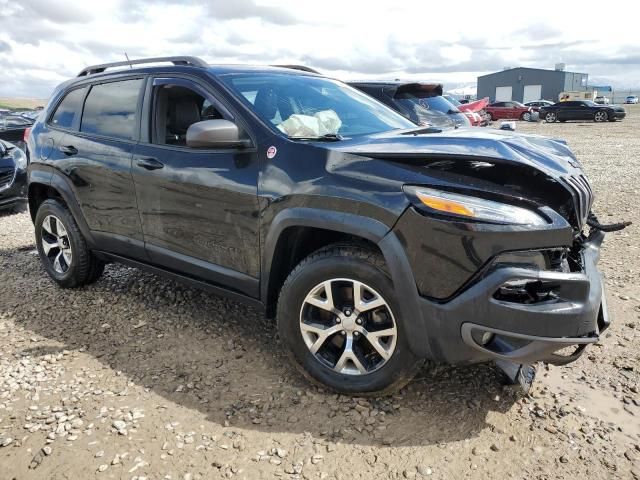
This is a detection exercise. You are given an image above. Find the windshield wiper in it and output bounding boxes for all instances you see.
[401,126,443,135]
[289,133,344,141]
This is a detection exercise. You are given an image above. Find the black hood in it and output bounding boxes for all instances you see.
[322,127,593,232]
[329,127,579,176]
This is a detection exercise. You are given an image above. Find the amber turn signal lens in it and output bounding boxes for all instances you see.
[416,191,475,217]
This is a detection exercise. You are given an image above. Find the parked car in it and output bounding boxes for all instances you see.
[348,82,471,128]
[14,110,42,121]
[524,100,555,109]
[485,101,533,121]
[443,95,490,126]
[0,115,33,150]
[0,139,28,212]
[625,95,639,104]
[27,56,611,394]
[594,96,610,105]
[539,101,626,123]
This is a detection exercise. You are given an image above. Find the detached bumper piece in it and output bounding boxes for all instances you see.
[458,230,609,366]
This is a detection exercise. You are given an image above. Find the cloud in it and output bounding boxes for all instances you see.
[204,0,298,25]
[1,0,640,99]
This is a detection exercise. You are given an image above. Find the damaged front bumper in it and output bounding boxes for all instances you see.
[418,229,609,366]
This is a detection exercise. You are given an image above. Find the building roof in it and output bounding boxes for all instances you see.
[478,66,587,79]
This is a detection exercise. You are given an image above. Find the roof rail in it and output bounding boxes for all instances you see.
[77,56,208,77]
[273,64,321,74]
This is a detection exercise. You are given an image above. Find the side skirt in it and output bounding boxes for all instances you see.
[94,251,265,312]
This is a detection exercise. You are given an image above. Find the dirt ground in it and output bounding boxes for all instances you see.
[1,106,639,480]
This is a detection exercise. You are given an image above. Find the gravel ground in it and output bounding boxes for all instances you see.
[1,106,639,480]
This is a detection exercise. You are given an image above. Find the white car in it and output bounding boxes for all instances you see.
[625,95,639,104]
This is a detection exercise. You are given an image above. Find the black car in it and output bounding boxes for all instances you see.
[26,56,612,395]
[0,139,28,212]
[524,100,554,109]
[0,115,33,150]
[348,81,470,128]
[539,101,626,123]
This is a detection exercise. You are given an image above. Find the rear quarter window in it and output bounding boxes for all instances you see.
[50,87,87,129]
[80,79,143,140]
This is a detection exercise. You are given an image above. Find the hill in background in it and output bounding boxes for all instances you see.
[0,98,47,110]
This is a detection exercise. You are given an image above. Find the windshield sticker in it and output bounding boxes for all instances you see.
[267,146,277,159]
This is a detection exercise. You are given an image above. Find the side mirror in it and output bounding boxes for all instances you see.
[186,119,251,149]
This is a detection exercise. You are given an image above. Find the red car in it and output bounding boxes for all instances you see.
[485,101,533,121]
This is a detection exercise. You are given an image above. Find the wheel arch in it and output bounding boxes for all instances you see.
[28,173,96,247]
[262,208,432,358]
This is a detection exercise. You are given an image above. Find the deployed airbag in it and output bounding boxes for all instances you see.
[277,110,342,137]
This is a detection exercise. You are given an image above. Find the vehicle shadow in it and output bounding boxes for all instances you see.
[3,249,520,447]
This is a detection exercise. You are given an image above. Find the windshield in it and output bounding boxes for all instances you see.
[395,93,461,116]
[219,73,415,138]
[443,95,461,106]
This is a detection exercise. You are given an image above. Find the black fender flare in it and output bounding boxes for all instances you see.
[262,207,431,359]
[28,167,97,249]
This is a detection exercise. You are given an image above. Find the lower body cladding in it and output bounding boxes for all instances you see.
[0,168,27,210]
[392,210,609,369]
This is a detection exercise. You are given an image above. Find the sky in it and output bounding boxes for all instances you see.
[1,0,639,99]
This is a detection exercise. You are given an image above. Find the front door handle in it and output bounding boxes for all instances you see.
[136,157,164,170]
[59,145,78,156]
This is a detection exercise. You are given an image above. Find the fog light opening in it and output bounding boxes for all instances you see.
[481,332,495,346]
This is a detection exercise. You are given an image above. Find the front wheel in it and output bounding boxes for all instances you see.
[594,110,608,122]
[545,112,557,123]
[277,245,422,395]
[521,111,532,121]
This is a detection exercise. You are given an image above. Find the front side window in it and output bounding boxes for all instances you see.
[81,79,143,140]
[50,87,86,129]
[150,83,225,147]
[220,73,414,138]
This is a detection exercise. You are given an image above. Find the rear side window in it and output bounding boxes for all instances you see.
[50,88,86,129]
[81,79,143,140]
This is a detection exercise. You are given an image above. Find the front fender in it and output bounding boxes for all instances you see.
[262,207,432,359]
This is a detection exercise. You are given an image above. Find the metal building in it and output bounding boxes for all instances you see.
[477,67,589,103]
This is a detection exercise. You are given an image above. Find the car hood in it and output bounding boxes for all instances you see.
[457,97,489,113]
[327,127,579,176]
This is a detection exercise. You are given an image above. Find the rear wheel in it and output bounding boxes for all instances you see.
[277,245,422,395]
[34,199,105,288]
[594,110,608,122]
[520,111,531,121]
[544,112,557,123]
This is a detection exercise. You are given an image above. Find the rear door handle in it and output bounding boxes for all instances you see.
[59,145,78,156]
[136,157,164,170]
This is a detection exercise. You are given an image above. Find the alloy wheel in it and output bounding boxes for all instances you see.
[594,111,607,122]
[299,278,397,375]
[41,215,73,274]
[522,112,531,121]
[545,112,556,123]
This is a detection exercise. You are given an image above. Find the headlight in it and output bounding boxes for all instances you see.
[15,150,28,170]
[405,187,547,226]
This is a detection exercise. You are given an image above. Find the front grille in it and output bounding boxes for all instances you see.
[558,174,593,231]
[0,167,15,190]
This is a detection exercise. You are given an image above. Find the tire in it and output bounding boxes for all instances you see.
[277,244,423,395]
[520,111,531,121]
[594,110,608,122]
[34,199,105,288]
[544,112,557,123]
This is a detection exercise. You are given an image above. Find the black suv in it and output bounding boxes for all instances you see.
[27,57,611,394]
